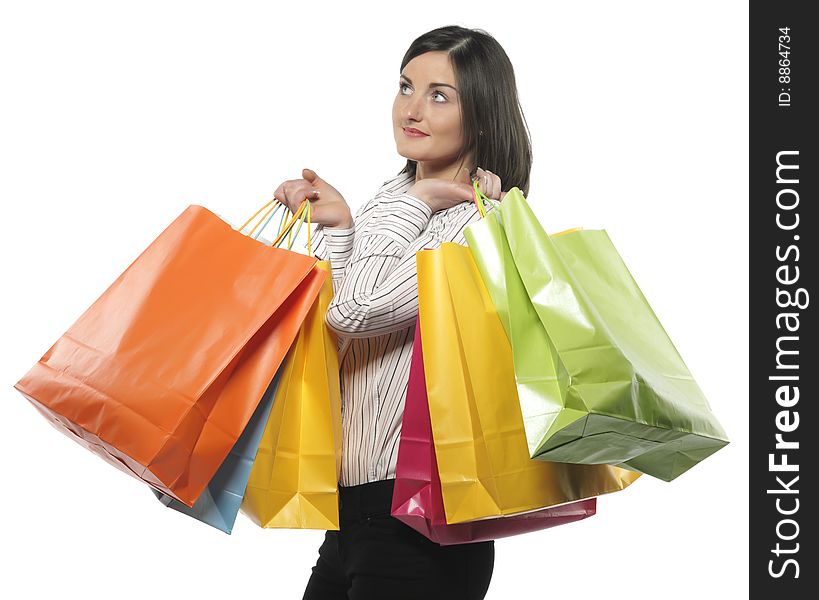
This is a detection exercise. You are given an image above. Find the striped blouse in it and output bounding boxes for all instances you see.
[304,169,484,486]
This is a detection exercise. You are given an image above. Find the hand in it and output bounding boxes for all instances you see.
[272,168,353,228]
[474,167,509,202]
[408,167,508,213]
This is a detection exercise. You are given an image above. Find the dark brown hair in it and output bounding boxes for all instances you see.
[396,25,533,196]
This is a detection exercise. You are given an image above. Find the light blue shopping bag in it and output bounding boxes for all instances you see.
[150,368,282,534]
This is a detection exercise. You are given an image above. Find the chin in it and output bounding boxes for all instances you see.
[395,143,422,161]
[397,150,426,163]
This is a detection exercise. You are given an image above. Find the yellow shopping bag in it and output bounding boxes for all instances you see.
[240,259,343,529]
[417,244,640,525]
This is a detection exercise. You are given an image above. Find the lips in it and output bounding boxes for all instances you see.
[403,127,429,136]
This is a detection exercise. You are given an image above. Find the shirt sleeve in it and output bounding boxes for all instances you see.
[325,192,436,338]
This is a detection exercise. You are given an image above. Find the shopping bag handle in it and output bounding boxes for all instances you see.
[471,179,500,218]
[240,200,286,240]
[237,197,314,255]
[551,226,584,237]
[271,199,313,252]
[470,183,583,237]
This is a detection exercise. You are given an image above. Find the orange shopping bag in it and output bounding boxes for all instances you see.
[13,198,327,508]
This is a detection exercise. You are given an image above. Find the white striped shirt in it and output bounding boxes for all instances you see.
[304,170,484,486]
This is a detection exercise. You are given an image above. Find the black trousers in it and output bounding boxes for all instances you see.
[302,478,495,599]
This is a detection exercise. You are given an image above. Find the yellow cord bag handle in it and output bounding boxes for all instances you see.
[238,196,314,256]
[271,200,312,253]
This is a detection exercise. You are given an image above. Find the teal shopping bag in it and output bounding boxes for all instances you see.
[464,187,729,481]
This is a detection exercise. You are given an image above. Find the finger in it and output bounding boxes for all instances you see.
[298,185,320,201]
[276,189,295,214]
[479,175,493,198]
[488,171,503,199]
[455,166,472,186]
[484,174,493,197]
[474,167,490,197]
[293,198,312,218]
[287,181,318,203]
[463,168,482,201]
[479,168,501,200]
[280,182,299,213]
[454,182,478,202]
[488,173,501,200]
[302,168,321,185]
[307,203,323,222]
[272,188,290,211]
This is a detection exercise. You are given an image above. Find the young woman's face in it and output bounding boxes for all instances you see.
[392,51,465,167]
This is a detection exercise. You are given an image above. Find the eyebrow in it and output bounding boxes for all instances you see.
[400,74,458,93]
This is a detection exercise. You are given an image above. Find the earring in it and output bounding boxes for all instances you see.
[479,130,484,136]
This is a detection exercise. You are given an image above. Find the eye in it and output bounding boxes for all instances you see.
[399,82,448,103]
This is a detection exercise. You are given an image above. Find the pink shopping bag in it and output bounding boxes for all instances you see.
[390,316,597,545]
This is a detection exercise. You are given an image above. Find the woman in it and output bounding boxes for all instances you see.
[273,25,532,600]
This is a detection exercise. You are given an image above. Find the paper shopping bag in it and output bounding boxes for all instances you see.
[391,316,597,545]
[240,260,343,530]
[151,368,283,534]
[150,199,331,532]
[464,188,729,481]
[416,244,639,525]
[13,202,326,507]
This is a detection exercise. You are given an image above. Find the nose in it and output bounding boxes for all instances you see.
[404,92,424,123]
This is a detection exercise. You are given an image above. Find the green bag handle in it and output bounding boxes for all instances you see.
[471,179,500,217]
[471,181,583,238]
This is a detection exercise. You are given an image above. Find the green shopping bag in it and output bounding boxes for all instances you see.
[464,187,729,481]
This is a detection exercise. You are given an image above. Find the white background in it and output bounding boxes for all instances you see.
[0,1,748,598]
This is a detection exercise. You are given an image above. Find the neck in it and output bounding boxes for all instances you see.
[414,157,474,184]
